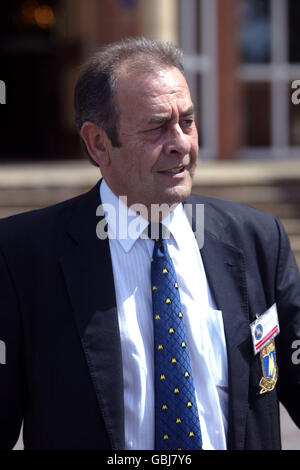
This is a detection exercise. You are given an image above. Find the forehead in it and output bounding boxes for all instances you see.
[115,66,193,122]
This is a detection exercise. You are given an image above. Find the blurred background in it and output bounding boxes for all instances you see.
[0,0,299,449]
[1,0,300,161]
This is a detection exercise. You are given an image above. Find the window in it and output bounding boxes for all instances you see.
[0,0,81,161]
[238,0,300,159]
[178,0,218,160]
[240,0,271,64]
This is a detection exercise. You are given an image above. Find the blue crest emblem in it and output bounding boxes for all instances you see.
[254,323,263,340]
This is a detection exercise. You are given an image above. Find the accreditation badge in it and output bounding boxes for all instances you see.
[250,304,279,394]
[250,303,280,355]
[258,339,278,394]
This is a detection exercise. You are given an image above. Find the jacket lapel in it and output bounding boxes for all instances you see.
[201,232,250,449]
[59,181,125,450]
[185,196,251,450]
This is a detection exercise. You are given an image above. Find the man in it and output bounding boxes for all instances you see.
[0,37,299,450]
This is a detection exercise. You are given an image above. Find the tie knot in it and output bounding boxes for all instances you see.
[147,223,170,241]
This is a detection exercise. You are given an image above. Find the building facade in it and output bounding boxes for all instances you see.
[0,0,299,162]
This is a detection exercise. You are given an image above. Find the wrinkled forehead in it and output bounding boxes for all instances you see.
[115,64,193,117]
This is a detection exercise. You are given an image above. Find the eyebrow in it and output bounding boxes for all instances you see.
[147,105,195,125]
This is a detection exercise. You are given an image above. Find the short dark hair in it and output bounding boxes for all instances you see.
[74,37,185,166]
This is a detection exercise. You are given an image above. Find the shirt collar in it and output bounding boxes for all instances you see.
[99,179,186,253]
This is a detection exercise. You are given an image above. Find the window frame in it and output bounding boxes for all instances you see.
[178,0,218,160]
[238,0,300,160]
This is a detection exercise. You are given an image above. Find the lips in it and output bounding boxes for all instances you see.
[158,165,185,174]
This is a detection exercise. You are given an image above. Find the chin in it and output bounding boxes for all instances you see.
[160,184,192,205]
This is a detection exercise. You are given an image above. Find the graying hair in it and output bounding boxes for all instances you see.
[74,37,185,166]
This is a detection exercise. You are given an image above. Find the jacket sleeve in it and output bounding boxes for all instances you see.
[275,217,300,428]
[0,246,24,449]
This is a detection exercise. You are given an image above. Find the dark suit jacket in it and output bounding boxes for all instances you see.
[0,180,299,450]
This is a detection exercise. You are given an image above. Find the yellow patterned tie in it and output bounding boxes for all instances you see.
[150,223,203,450]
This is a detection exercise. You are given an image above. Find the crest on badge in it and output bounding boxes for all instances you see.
[259,339,278,394]
[254,323,263,341]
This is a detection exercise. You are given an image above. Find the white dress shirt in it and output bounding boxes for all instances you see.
[99,180,229,450]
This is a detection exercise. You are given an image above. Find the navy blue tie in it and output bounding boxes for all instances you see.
[150,224,203,450]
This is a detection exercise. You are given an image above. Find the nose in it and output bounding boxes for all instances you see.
[164,123,191,157]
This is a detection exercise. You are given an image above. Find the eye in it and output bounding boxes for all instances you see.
[181,119,194,127]
[148,123,166,133]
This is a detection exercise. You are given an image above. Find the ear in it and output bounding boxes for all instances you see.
[80,121,111,167]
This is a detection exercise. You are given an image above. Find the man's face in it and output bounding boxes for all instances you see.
[104,65,199,213]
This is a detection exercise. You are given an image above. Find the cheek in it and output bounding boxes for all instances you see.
[139,143,163,175]
[190,137,199,163]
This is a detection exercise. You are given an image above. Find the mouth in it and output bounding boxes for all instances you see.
[157,165,186,175]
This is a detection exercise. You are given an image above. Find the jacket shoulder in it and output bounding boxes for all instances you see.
[0,183,99,248]
[186,193,282,251]
[188,192,277,225]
